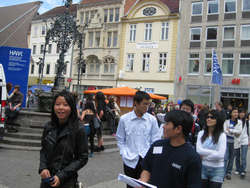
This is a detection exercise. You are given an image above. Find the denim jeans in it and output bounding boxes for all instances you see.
[235,145,248,173]
[224,142,235,175]
[202,165,224,183]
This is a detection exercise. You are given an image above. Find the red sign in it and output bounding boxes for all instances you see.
[67,78,72,83]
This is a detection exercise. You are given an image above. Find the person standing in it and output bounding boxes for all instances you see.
[196,110,226,188]
[26,90,35,108]
[235,109,249,178]
[138,110,201,188]
[224,107,242,180]
[39,90,88,188]
[116,91,160,188]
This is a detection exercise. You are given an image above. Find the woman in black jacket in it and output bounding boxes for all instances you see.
[39,90,88,188]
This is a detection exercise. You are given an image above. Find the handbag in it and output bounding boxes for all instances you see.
[93,117,101,129]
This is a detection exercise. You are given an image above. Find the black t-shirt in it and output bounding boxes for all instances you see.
[142,139,201,188]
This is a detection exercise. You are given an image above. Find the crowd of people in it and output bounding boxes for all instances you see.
[37,89,249,188]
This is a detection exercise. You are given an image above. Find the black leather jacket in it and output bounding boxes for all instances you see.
[39,121,88,185]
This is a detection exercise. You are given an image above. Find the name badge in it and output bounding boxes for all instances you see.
[153,146,162,154]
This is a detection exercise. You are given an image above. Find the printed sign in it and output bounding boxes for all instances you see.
[0,46,31,107]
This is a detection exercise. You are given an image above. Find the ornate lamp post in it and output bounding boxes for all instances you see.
[47,0,79,90]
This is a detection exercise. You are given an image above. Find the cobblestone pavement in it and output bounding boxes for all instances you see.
[0,148,250,188]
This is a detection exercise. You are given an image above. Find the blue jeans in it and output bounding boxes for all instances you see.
[235,145,248,173]
[224,142,235,175]
[202,165,224,183]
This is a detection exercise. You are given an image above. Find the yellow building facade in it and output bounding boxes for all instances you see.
[117,0,179,97]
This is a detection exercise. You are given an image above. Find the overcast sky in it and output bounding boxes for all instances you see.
[0,0,80,13]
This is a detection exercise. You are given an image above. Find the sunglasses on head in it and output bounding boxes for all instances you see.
[207,115,216,119]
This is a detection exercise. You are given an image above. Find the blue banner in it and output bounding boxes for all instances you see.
[0,46,31,107]
[211,49,223,85]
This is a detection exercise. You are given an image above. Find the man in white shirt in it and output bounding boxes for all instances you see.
[116,91,160,188]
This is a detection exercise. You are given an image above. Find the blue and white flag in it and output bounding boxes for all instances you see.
[211,49,223,85]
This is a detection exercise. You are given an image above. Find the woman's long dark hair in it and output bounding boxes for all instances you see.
[84,101,96,114]
[51,90,78,128]
[239,108,246,128]
[201,110,225,144]
[95,91,106,113]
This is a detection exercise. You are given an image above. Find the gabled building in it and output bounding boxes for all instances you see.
[73,0,124,92]
[117,0,179,98]
[28,4,77,86]
[176,0,250,109]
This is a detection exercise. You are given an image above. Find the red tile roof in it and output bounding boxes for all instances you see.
[33,4,77,20]
[124,0,179,15]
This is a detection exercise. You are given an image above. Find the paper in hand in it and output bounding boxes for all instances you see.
[117,174,157,188]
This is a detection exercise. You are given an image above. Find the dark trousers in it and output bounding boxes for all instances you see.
[123,157,143,188]
[202,179,222,188]
[224,142,235,175]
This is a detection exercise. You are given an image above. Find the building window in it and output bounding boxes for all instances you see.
[54,64,58,74]
[38,64,42,74]
[107,32,112,47]
[222,53,234,75]
[242,0,250,11]
[188,53,200,74]
[115,8,120,22]
[113,31,118,47]
[46,64,50,74]
[48,44,52,54]
[89,63,100,73]
[42,26,46,35]
[82,34,86,48]
[109,8,114,22]
[88,32,93,47]
[240,53,250,75]
[85,11,89,24]
[144,23,152,41]
[80,12,84,24]
[31,64,34,74]
[161,22,168,40]
[142,53,150,72]
[129,24,136,42]
[159,53,167,72]
[32,45,36,54]
[192,2,202,15]
[190,28,201,41]
[126,54,134,71]
[104,9,108,22]
[207,27,217,40]
[241,25,250,40]
[90,10,96,19]
[104,57,115,73]
[95,31,100,47]
[208,0,219,14]
[224,26,235,40]
[225,0,236,13]
[204,53,212,74]
[40,44,44,54]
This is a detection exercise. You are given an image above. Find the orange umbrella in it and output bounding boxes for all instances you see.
[84,87,166,100]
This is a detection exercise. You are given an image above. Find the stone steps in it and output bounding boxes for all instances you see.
[0,124,118,152]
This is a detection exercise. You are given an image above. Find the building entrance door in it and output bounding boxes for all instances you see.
[221,92,248,110]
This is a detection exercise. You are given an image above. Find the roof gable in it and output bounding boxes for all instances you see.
[125,0,179,15]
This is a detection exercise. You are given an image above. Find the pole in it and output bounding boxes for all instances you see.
[77,33,83,94]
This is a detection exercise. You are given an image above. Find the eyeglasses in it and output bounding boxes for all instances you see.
[207,115,216,119]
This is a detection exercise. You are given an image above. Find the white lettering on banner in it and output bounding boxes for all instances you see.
[9,50,23,56]
[136,42,158,49]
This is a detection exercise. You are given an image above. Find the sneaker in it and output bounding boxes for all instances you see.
[234,171,240,175]
[240,172,246,179]
[112,133,116,137]
[226,174,231,180]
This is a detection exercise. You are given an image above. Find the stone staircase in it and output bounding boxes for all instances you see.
[0,125,118,152]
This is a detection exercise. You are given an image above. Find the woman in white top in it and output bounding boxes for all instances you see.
[223,107,242,180]
[197,110,226,188]
[235,109,249,178]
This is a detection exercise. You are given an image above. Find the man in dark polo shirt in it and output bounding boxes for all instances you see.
[138,110,201,188]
